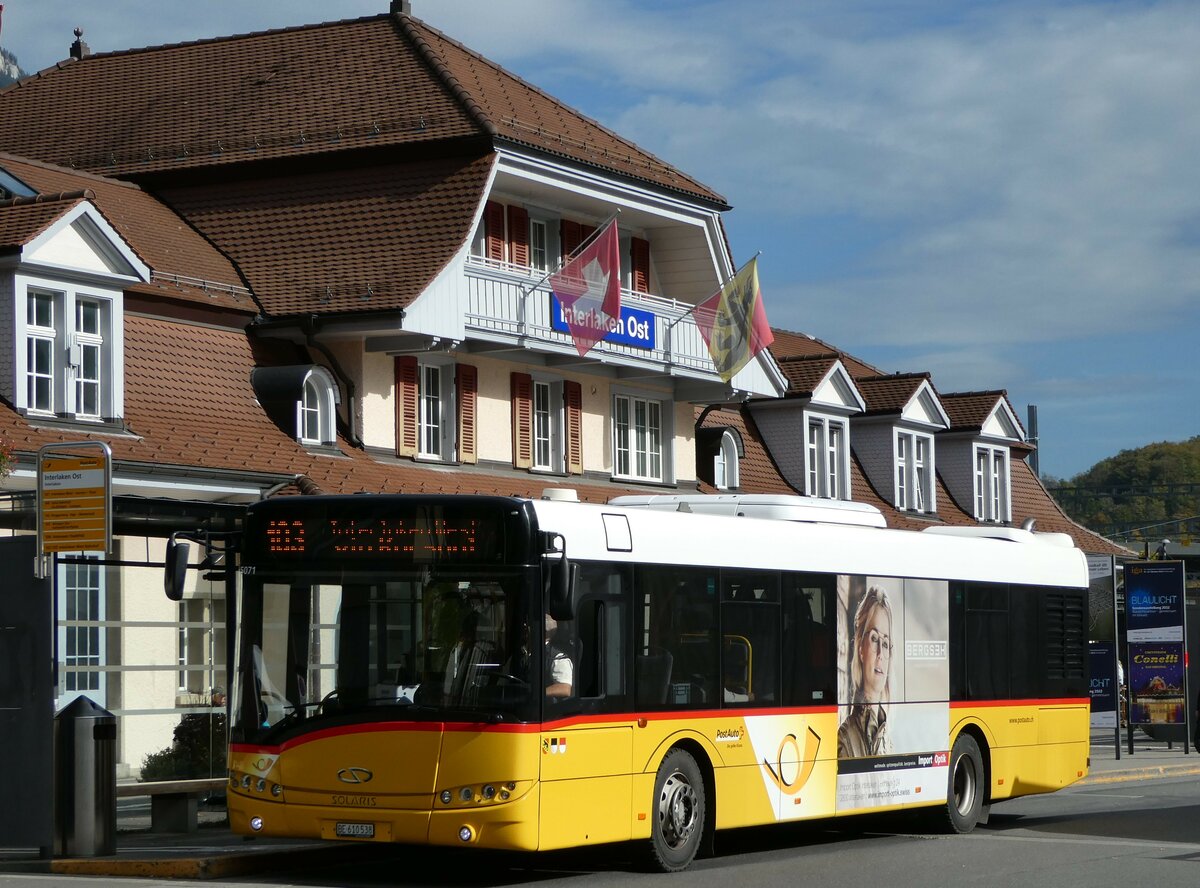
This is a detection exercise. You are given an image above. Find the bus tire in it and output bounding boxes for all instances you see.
[644,748,706,872]
[942,733,984,834]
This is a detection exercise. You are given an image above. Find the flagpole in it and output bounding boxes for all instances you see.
[518,209,621,337]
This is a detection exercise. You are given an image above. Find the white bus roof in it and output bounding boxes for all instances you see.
[607,494,887,528]
[529,495,1087,590]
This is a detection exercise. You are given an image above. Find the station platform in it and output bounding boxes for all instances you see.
[2,729,1197,880]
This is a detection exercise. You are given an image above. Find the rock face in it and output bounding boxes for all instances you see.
[1,47,25,86]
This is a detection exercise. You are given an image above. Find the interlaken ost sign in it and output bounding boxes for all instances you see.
[37,442,113,556]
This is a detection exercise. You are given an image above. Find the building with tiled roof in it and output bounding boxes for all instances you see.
[0,4,1127,786]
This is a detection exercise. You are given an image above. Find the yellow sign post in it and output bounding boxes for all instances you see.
[37,442,112,565]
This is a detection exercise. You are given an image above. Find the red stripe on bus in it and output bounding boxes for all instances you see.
[949,698,1088,709]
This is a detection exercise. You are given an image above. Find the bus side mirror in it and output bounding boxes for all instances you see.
[544,533,576,621]
[165,536,190,601]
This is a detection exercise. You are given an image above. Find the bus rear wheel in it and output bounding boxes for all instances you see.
[942,733,984,834]
[645,748,706,872]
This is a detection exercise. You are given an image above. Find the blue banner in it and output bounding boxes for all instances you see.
[1089,642,1118,728]
[1126,561,1185,642]
[550,295,656,350]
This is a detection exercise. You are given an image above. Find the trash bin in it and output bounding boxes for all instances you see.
[54,696,116,857]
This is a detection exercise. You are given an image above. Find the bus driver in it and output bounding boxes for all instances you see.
[544,615,574,698]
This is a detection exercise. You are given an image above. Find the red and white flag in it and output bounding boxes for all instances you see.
[550,219,621,357]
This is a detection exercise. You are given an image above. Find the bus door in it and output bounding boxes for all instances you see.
[539,562,633,849]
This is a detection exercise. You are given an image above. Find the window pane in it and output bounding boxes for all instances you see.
[77,300,101,335]
[420,365,441,456]
[534,382,551,468]
[827,424,841,498]
[530,221,548,271]
[648,401,662,479]
[27,337,54,412]
[614,397,630,476]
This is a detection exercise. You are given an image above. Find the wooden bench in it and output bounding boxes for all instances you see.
[116,778,227,833]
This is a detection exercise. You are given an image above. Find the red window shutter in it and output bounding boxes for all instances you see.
[456,363,478,465]
[631,237,650,293]
[511,372,533,469]
[485,200,506,262]
[560,219,582,258]
[565,380,583,475]
[507,205,529,268]
[394,356,418,458]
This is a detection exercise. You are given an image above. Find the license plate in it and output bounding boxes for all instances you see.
[335,822,375,839]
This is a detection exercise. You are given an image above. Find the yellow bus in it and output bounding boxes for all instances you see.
[202,492,1088,871]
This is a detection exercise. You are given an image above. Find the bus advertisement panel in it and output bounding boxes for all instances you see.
[835,576,950,812]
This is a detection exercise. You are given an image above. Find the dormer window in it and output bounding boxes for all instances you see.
[18,284,121,421]
[298,369,338,446]
[895,431,934,512]
[974,445,1010,522]
[251,364,340,448]
[806,415,848,499]
[714,429,740,490]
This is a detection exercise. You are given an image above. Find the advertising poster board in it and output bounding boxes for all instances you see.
[1089,641,1118,729]
[835,576,950,812]
[1125,561,1186,727]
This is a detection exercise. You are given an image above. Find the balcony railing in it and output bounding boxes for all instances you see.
[464,258,716,377]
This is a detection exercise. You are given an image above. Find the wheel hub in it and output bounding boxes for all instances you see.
[659,772,697,847]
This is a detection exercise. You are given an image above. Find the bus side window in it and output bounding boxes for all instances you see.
[782,573,836,707]
[572,563,630,712]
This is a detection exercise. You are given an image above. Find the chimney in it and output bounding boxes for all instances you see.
[390,1,412,15]
[69,26,90,60]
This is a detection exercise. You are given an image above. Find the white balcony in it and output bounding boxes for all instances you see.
[463,258,724,383]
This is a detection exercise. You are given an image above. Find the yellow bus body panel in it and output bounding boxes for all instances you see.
[226,700,1087,850]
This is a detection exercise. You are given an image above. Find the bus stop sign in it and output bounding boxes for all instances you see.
[37,442,112,557]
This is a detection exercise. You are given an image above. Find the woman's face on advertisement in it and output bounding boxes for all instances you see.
[859,605,891,702]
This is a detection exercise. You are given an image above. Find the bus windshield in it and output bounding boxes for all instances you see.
[234,566,540,741]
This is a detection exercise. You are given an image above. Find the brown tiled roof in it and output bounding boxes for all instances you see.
[0,153,252,311]
[157,154,495,316]
[0,194,82,248]
[0,13,723,206]
[694,407,799,496]
[1009,458,1132,556]
[0,314,667,505]
[940,390,1000,429]
[855,373,932,415]
[769,328,884,378]
[693,403,1130,555]
[404,18,725,206]
[776,354,840,397]
[0,17,478,177]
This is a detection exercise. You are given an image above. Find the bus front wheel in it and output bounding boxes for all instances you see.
[942,733,984,834]
[645,748,706,872]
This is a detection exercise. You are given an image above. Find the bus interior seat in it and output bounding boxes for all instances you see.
[636,649,674,706]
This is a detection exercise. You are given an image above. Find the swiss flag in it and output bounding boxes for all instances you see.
[550,219,621,357]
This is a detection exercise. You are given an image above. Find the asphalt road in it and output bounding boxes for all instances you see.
[5,771,1197,888]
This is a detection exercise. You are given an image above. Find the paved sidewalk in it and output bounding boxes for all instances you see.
[3,730,1198,880]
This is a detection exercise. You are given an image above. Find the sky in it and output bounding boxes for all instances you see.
[3,0,1198,480]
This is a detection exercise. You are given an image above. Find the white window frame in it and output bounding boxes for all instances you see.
[974,444,1010,523]
[894,430,935,513]
[16,278,123,421]
[805,414,849,499]
[417,357,457,462]
[296,367,339,446]
[56,554,106,709]
[613,391,670,483]
[532,376,565,473]
[714,429,740,491]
